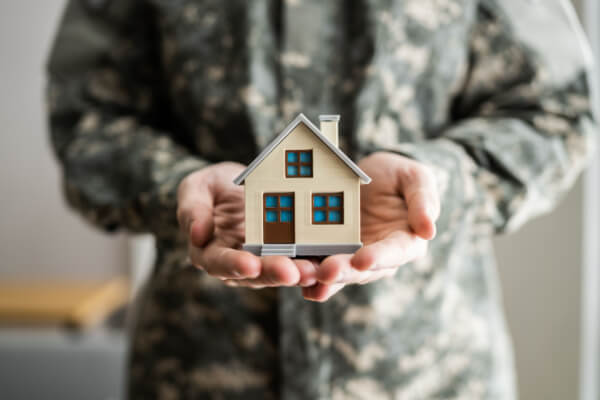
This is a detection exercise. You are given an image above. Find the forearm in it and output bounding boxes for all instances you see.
[50,108,207,237]
[46,0,208,238]
[363,0,597,235]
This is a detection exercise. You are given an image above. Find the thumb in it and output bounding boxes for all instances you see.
[177,182,215,248]
[401,165,440,240]
[189,213,214,248]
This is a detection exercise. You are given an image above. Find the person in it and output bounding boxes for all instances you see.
[46,0,596,398]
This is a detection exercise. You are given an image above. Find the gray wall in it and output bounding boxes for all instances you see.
[493,2,584,399]
[495,180,583,400]
[0,0,128,280]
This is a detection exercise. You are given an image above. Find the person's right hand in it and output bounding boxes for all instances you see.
[177,162,318,288]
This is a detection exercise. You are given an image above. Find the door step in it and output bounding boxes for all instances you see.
[261,244,297,257]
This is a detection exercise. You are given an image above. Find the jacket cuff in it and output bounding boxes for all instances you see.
[140,156,209,240]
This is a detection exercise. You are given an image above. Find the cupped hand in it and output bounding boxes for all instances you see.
[302,152,440,302]
[177,162,317,288]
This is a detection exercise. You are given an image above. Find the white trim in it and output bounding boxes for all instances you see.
[243,243,362,256]
[580,0,600,399]
[319,114,341,121]
[233,113,371,185]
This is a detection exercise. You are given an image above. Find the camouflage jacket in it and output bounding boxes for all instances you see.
[47,0,596,399]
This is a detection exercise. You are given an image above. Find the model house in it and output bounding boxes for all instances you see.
[233,114,371,257]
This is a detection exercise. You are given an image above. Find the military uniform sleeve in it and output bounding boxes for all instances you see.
[388,0,597,234]
[46,0,207,238]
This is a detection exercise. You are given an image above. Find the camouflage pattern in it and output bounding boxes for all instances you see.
[46,0,596,398]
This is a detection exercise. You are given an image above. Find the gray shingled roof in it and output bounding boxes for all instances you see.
[233,113,371,185]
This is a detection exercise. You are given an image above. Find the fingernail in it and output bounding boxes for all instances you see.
[422,205,432,221]
[335,268,349,283]
[303,278,317,287]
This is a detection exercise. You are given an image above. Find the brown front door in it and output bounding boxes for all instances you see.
[263,193,294,244]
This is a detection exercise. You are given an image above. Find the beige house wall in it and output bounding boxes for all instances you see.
[244,123,361,245]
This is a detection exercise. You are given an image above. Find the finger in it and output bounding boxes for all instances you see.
[193,241,261,279]
[316,254,351,284]
[302,283,345,302]
[318,255,397,285]
[259,256,301,286]
[401,165,440,240]
[352,268,396,284]
[219,256,301,287]
[190,218,215,248]
[177,185,215,247]
[351,230,427,271]
[222,280,266,289]
[294,258,319,287]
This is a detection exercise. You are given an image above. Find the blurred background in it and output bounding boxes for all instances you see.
[0,0,598,399]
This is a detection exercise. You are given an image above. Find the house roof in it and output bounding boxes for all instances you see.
[233,113,371,185]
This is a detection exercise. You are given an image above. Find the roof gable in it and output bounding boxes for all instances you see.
[233,113,371,185]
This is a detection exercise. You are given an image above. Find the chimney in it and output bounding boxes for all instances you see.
[319,115,340,147]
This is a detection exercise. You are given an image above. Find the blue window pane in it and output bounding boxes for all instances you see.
[287,165,298,176]
[300,151,312,162]
[280,195,292,208]
[313,196,326,208]
[280,210,292,222]
[265,196,277,208]
[328,195,341,207]
[287,152,298,162]
[266,211,277,222]
[328,211,341,223]
[314,210,326,223]
[300,166,312,176]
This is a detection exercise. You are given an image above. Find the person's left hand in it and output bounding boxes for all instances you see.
[302,151,440,302]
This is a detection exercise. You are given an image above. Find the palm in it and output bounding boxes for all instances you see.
[360,169,410,245]
[211,182,245,250]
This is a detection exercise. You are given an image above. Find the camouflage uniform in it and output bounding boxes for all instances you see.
[47,0,596,398]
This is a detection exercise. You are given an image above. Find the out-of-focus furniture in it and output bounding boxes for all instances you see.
[0,279,131,399]
[0,327,127,400]
[0,278,129,328]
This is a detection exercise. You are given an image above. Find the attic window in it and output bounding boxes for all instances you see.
[286,150,313,178]
[312,193,343,224]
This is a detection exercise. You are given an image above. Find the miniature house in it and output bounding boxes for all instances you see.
[233,114,371,257]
